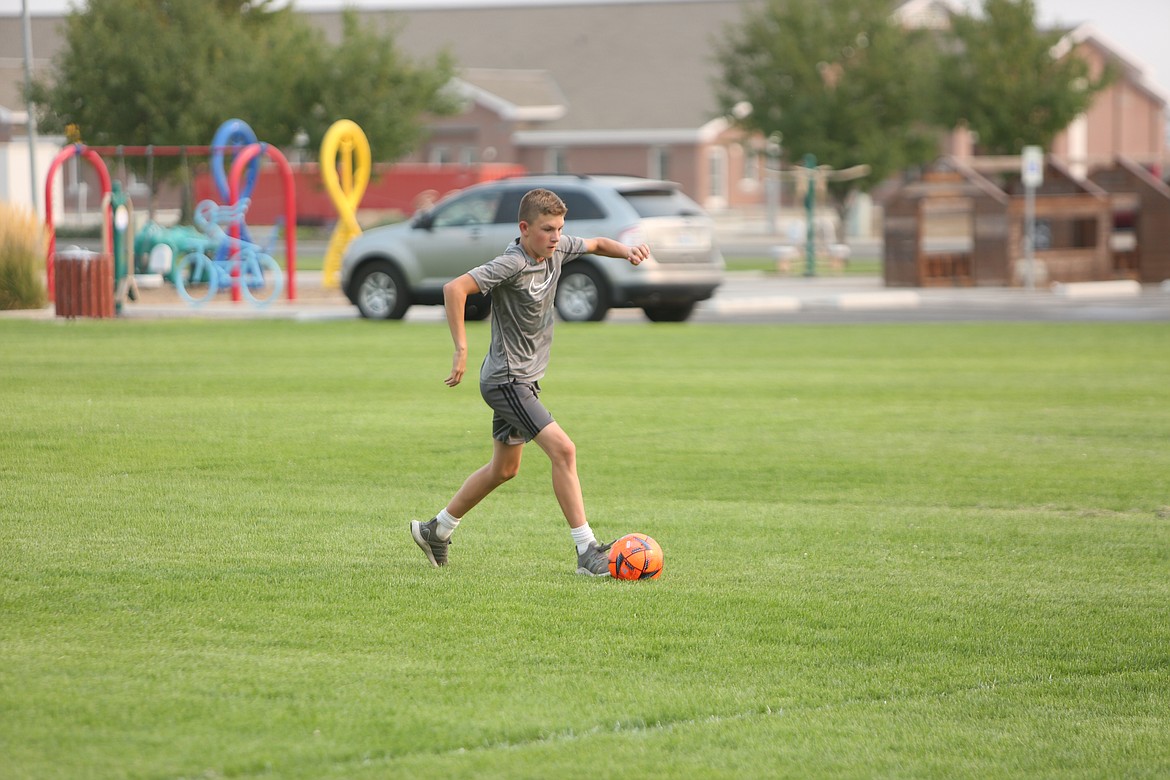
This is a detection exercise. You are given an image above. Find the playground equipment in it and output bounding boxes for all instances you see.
[83,118,299,306]
[43,143,112,303]
[209,121,261,217]
[319,119,371,289]
[136,199,286,305]
[103,181,136,313]
[134,220,206,276]
[42,118,301,311]
[777,154,870,277]
[228,141,296,300]
[173,198,283,306]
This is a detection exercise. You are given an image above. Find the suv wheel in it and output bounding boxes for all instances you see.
[556,265,609,322]
[643,302,696,322]
[354,261,410,320]
[465,295,492,321]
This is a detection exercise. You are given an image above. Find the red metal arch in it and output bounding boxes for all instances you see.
[44,144,113,302]
[229,143,298,302]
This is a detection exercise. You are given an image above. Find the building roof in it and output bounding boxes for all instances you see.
[307,0,751,135]
[1053,23,1169,106]
[453,68,568,122]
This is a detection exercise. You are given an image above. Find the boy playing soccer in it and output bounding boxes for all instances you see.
[411,188,650,575]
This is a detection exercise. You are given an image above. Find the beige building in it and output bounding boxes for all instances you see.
[305,0,754,211]
[1050,24,1169,176]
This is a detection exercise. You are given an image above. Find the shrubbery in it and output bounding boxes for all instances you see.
[0,202,47,310]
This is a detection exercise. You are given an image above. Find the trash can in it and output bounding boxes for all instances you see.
[54,248,114,319]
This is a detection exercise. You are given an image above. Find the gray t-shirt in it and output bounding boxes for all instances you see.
[469,234,588,384]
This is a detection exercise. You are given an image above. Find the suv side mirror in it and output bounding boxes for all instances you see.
[412,211,435,231]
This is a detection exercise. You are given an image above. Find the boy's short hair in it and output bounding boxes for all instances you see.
[518,188,567,224]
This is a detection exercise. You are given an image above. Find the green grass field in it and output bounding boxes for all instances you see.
[2,319,1168,778]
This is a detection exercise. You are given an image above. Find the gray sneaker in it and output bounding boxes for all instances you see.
[411,518,450,567]
[576,540,613,577]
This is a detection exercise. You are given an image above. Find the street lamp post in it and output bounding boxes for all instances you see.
[21,0,39,214]
[803,153,817,276]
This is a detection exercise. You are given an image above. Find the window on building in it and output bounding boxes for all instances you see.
[706,146,728,207]
[742,148,761,182]
[649,146,670,180]
[547,148,568,174]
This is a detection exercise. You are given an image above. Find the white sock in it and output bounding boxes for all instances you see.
[435,508,460,541]
[570,523,597,555]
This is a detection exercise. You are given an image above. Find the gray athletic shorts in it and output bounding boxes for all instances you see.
[480,381,555,445]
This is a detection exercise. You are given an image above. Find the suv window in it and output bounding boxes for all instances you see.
[559,190,607,221]
[493,189,527,224]
[432,191,501,228]
[619,188,704,218]
[492,186,608,224]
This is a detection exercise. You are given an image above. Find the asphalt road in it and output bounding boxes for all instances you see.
[685,273,1170,325]
[89,270,1168,324]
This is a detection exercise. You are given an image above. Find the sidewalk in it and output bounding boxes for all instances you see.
[3,269,1164,324]
[119,271,353,321]
[701,272,1170,323]
[0,270,352,322]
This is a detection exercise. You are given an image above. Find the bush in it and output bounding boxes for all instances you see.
[0,202,48,310]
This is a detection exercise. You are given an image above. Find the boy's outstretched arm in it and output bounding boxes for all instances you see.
[442,273,481,387]
[584,237,651,265]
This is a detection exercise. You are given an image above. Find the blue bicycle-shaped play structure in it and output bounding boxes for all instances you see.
[174,199,284,306]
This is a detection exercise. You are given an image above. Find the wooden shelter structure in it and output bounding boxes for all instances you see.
[1088,157,1170,284]
[883,156,1117,287]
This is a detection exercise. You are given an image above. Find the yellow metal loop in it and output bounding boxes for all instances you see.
[320,120,371,289]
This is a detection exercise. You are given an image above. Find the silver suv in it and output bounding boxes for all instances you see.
[340,175,724,322]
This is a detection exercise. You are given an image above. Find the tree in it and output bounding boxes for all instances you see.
[28,1,456,164]
[28,0,234,148]
[714,0,943,203]
[937,0,1112,154]
[306,12,459,162]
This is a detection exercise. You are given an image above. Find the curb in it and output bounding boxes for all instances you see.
[835,291,920,310]
[1051,280,1142,299]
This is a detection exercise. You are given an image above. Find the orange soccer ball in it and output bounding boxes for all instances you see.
[608,533,664,580]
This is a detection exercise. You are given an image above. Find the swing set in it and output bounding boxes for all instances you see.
[43,121,299,307]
